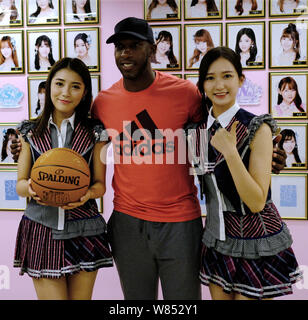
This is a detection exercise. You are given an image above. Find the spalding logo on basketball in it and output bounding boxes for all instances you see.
[30,148,90,207]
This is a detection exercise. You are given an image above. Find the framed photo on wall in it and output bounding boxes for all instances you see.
[275,123,307,170]
[226,22,265,69]
[64,27,100,72]
[0,0,23,27]
[64,0,99,24]
[271,173,307,220]
[184,23,222,70]
[0,123,18,166]
[0,168,27,211]
[184,0,222,20]
[269,72,307,119]
[269,0,308,17]
[27,29,61,74]
[269,21,308,69]
[28,76,47,120]
[26,0,60,25]
[0,30,24,74]
[184,73,198,86]
[150,24,182,71]
[144,0,181,21]
[226,0,265,18]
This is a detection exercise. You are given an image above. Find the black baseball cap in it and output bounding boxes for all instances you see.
[106,17,154,44]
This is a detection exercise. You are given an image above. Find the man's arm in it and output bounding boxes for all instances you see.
[272,134,287,174]
[10,137,21,162]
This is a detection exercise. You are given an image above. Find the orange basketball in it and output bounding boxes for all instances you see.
[30,148,90,207]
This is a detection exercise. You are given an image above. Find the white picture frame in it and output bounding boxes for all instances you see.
[271,173,307,220]
[27,29,61,74]
[0,168,27,211]
[269,72,307,119]
[0,30,24,74]
[64,27,100,72]
[275,123,307,170]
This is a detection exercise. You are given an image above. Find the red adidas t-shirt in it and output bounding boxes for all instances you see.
[92,72,202,222]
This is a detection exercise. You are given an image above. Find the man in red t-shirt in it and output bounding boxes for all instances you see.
[92,17,204,300]
[91,17,287,300]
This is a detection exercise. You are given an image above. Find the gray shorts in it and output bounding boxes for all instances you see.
[107,210,203,300]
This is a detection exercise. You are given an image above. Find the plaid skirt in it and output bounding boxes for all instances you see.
[200,244,303,299]
[14,216,113,279]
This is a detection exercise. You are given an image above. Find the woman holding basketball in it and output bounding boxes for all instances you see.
[14,57,113,300]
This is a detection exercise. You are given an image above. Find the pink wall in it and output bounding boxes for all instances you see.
[0,0,307,300]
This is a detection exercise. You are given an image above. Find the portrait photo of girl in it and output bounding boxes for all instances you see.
[27,0,60,25]
[0,125,18,165]
[276,125,307,169]
[270,0,308,16]
[270,73,307,118]
[185,23,222,70]
[226,0,264,18]
[27,31,60,73]
[64,0,98,24]
[270,22,308,68]
[145,0,180,21]
[0,31,23,74]
[0,0,22,26]
[151,25,181,70]
[64,28,100,72]
[28,77,47,119]
[227,22,265,69]
[184,0,222,19]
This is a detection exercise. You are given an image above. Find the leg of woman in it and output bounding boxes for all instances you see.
[67,270,98,300]
[32,277,68,300]
[209,283,235,300]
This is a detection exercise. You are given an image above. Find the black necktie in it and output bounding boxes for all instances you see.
[208,120,221,164]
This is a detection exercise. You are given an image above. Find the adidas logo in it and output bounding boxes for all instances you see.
[114,109,175,157]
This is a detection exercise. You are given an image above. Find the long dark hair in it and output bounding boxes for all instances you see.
[198,46,244,112]
[277,76,304,113]
[278,129,302,163]
[34,35,56,70]
[235,28,257,63]
[1,128,18,161]
[33,57,93,136]
[190,0,218,12]
[30,0,54,17]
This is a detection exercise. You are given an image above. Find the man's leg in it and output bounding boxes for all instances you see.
[156,218,203,300]
[107,210,159,300]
